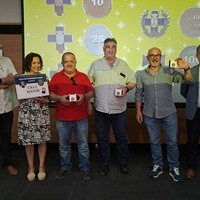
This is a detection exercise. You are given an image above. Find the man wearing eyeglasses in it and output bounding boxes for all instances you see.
[88,38,136,176]
[135,47,192,182]
[49,52,94,181]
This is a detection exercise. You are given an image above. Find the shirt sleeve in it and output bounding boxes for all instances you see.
[126,66,136,84]
[87,64,95,84]
[171,68,184,83]
[83,74,93,92]
[48,74,57,93]
[6,57,17,75]
[135,70,144,102]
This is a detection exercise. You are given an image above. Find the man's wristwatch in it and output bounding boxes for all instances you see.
[184,67,190,72]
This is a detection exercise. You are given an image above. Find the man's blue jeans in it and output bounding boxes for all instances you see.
[144,112,179,169]
[95,110,128,165]
[56,118,90,171]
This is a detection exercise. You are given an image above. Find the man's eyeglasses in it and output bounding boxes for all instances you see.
[148,54,162,58]
[70,77,77,85]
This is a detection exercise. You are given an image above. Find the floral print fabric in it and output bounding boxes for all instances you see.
[18,98,51,146]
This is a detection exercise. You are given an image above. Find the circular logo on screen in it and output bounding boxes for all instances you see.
[83,0,112,18]
[84,24,112,56]
[180,7,200,38]
[179,46,198,67]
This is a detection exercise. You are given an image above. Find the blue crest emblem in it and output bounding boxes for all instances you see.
[141,9,170,38]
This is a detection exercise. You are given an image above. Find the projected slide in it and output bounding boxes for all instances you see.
[23,0,200,102]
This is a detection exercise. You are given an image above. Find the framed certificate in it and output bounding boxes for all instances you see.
[14,74,49,99]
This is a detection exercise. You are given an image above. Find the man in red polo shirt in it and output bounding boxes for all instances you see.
[49,52,94,181]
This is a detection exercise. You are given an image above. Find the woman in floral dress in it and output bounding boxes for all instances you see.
[18,52,51,181]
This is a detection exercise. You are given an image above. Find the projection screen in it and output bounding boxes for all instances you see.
[22,0,200,102]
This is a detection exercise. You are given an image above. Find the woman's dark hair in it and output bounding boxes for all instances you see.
[23,52,43,72]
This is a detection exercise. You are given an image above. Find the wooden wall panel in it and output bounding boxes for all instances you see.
[0,34,23,74]
[11,107,188,144]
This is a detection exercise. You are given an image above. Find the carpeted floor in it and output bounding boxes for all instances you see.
[0,143,200,200]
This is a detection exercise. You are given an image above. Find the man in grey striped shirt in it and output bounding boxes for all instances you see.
[135,47,192,182]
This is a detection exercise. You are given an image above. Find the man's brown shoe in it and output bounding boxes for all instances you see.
[185,169,196,180]
[7,165,18,175]
[81,171,92,181]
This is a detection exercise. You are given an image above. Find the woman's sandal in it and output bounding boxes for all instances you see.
[27,167,35,181]
[38,167,46,181]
